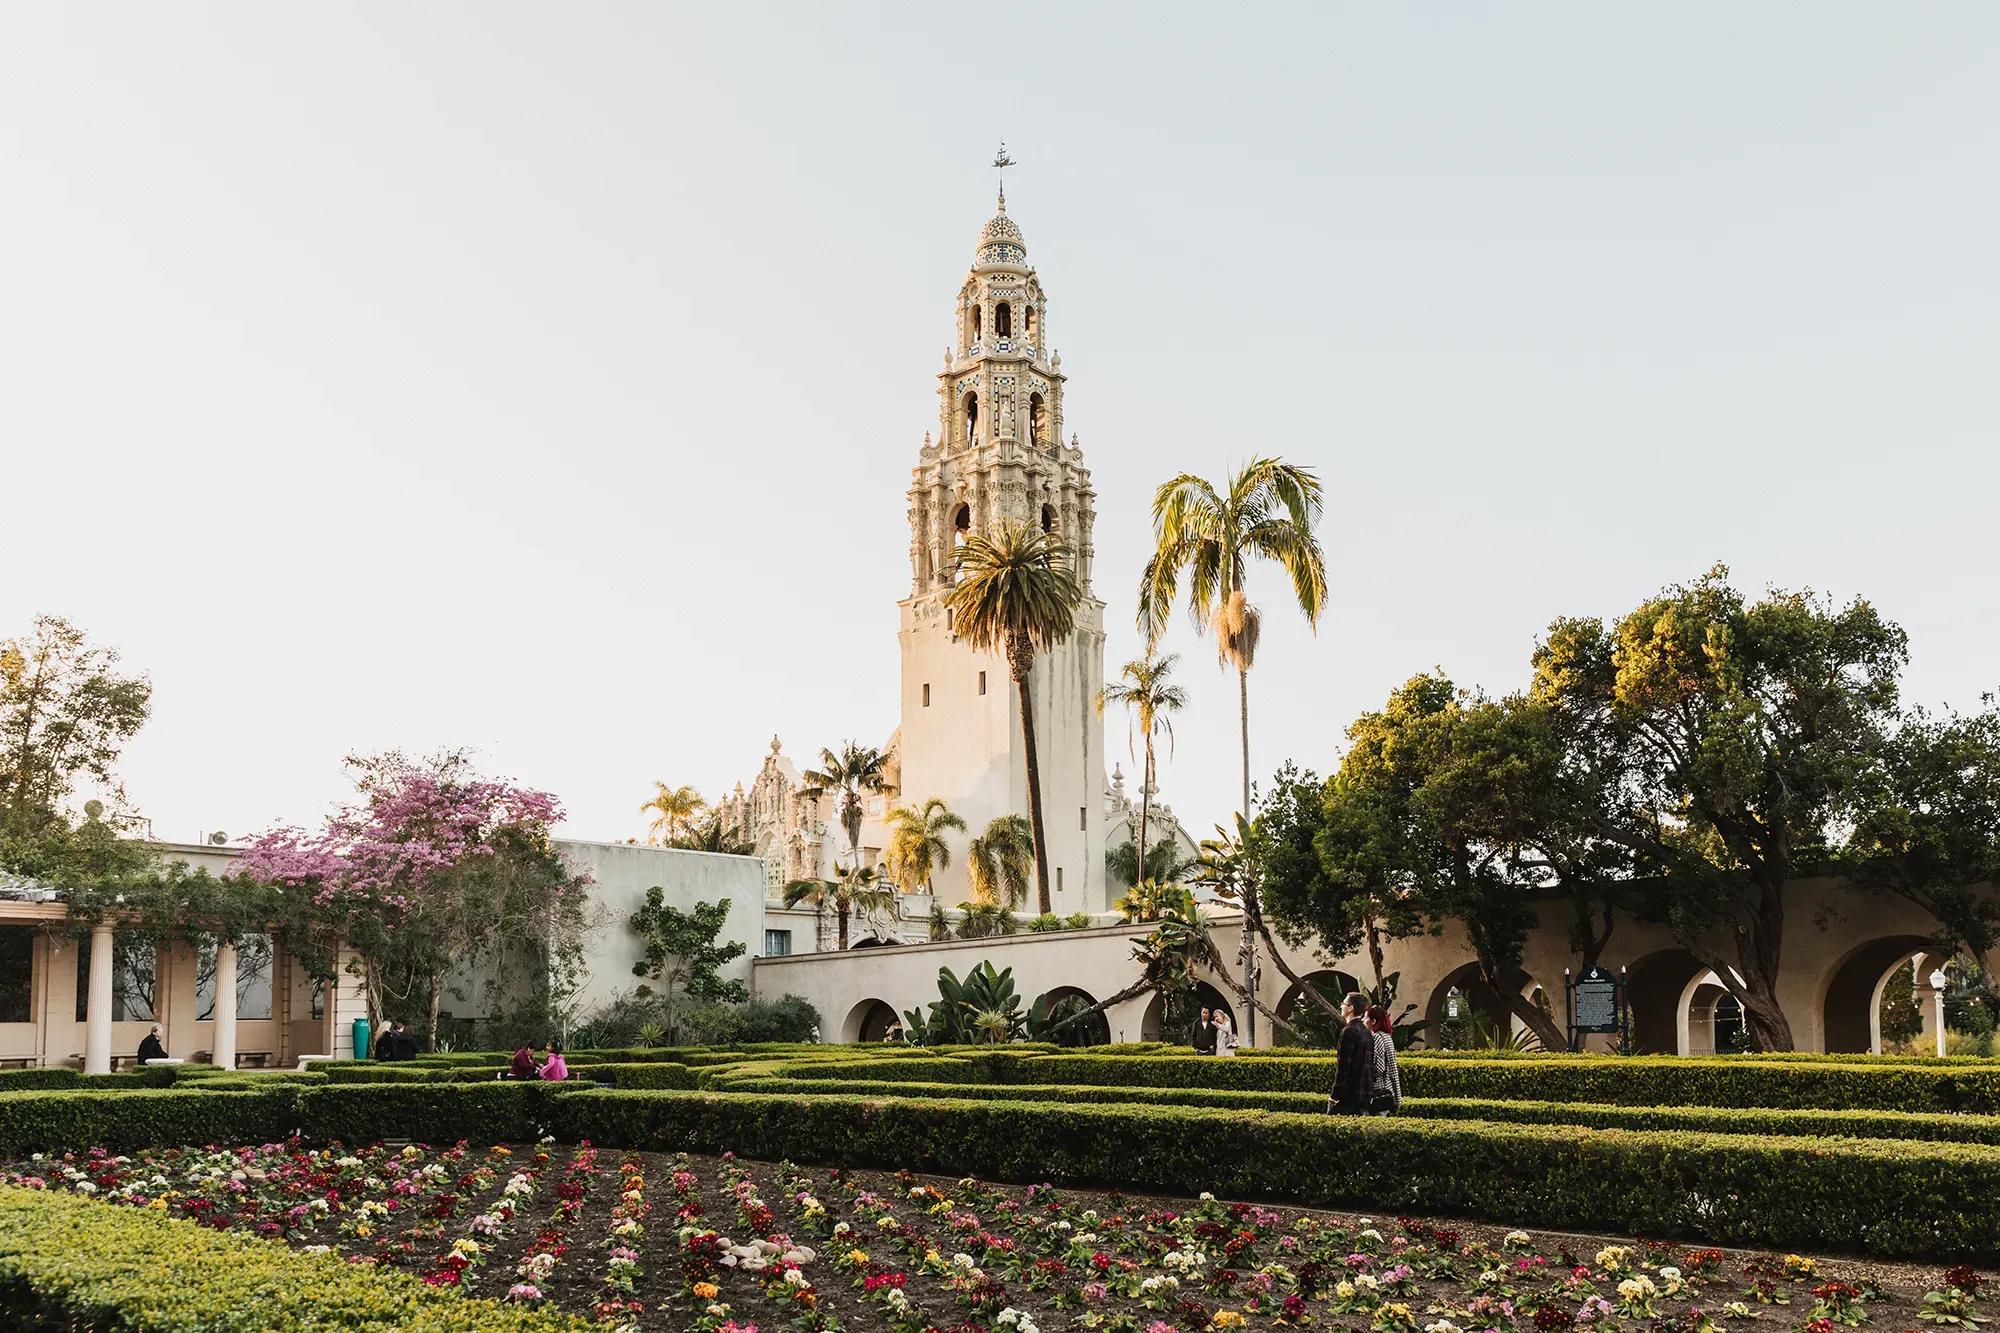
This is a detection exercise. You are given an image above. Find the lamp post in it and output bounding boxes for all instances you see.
[1930,968,1949,1058]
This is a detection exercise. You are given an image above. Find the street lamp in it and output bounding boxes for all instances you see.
[1929,968,1949,1058]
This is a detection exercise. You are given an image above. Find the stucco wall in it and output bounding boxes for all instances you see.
[560,840,767,1019]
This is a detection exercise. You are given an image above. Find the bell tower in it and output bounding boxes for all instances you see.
[897,185,1107,913]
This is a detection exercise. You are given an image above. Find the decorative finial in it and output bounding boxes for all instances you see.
[992,142,1017,210]
[769,735,782,754]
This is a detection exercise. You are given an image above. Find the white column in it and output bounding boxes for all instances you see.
[211,940,238,1069]
[84,923,114,1075]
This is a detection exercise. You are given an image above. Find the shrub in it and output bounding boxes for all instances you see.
[294,1083,561,1146]
[555,1088,2000,1260]
[572,1061,698,1090]
[0,1185,587,1330]
[735,994,823,1043]
[0,1089,298,1157]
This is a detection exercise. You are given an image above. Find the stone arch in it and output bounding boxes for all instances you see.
[1626,948,1711,1055]
[1276,969,1359,1028]
[849,935,893,950]
[1033,985,1109,1047]
[840,998,900,1044]
[970,303,981,344]
[1424,962,1518,1047]
[1029,392,1047,444]
[994,301,1012,338]
[1820,934,1940,1054]
[1140,981,1234,1045]
[962,392,979,446]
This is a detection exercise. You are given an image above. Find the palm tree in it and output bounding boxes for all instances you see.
[1105,838,1194,892]
[946,522,1083,913]
[783,864,897,951]
[884,797,966,896]
[966,813,1033,910]
[639,783,705,844]
[1138,456,1327,1044]
[1099,651,1188,884]
[799,741,887,869]
[669,811,756,855]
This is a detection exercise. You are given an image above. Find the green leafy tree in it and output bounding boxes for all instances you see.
[884,796,967,895]
[783,864,895,951]
[1532,565,1907,1050]
[1099,651,1189,886]
[628,891,749,1039]
[1256,761,1425,1002]
[668,810,756,855]
[967,813,1033,910]
[946,523,1083,914]
[799,742,888,869]
[0,615,153,885]
[902,961,1026,1044]
[1842,703,2000,991]
[1138,457,1328,1042]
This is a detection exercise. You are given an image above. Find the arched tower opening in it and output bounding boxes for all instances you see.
[963,392,979,446]
[995,302,1012,338]
[1029,392,1046,444]
[970,304,981,345]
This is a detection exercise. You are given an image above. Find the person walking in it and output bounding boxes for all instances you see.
[1366,1003,1402,1114]
[1212,1009,1239,1057]
[539,1040,568,1082]
[1192,1006,1216,1055]
[1328,992,1373,1114]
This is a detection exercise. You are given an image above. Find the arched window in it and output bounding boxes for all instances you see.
[1040,503,1056,534]
[963,392,979,445]
[1024,305,1037,338]
[995,302,1012,338]
[970,305,981,344]
[1028,392,1046,444]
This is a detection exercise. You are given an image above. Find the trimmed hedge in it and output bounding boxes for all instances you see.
[0,1089,299,1157]
[556,1087,2000,1260]
[0,1186,587,1330]
[719,1074,2000,1145]
[763,1049,2000,1112]
[294,1083,563,1146]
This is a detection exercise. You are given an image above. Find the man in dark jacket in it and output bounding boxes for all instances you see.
[136,1025,168,1065]
[1192,1007,1216,1055]
[1330,992,1372,1113]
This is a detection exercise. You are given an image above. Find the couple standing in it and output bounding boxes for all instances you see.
[1329,991,1402,1115]
[1191,1005,1238,1056]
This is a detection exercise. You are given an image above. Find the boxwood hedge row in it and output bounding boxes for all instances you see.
[556,1087,2000,1261]
[762,1050,2000,1112]
[717,1074,2000,1144]
[0,1185,587,1331]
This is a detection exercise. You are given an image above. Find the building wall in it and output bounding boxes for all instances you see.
[559,840,767,1018]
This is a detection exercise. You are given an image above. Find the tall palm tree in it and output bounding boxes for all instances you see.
[884,796,966,896]
[1098,651,1188,885]
[799,741,887,869]
[783,864,896,951]
[1138,456,1328,1043]
[639,783,705,844]
[946,522,1083,913]
[966,813,1033,910]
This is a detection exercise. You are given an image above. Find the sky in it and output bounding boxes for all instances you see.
[2,5,1996,848]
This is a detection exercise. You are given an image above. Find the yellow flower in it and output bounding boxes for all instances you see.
[148,1198,168,1210]
[692,1282,719,1300]
[1783,1255,1816,1278]
[1213,1313,1248,1329]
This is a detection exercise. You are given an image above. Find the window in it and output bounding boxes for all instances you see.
[922,683,931,707]
[995,302,1012,337]
[764,929,792,957]
[0,926,31,1024]
[1080,806,1088,831]
[1029,392,1046,443]
[76,936,156,1023]
[977,670,986,695]
[963,393,979,445]
[1057,867,1064,892]
[196,933,274,1022]
[971,304,981,343]
[1040,503,1056,534]
[309,975,326,1021]
[1024,305,1037,337]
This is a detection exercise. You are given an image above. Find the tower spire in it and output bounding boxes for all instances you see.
[992,142,1016,211]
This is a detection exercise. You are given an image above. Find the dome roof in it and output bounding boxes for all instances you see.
[976,189,1026,264]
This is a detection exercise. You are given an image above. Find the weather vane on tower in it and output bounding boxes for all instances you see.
[993,142,1017,207]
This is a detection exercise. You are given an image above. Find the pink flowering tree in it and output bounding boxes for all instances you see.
[244,750,592,1049]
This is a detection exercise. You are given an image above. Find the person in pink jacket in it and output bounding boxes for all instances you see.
[539,1039,568,1082]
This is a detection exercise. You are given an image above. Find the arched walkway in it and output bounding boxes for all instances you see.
[1033,985,1109,1047]
[849,936,893,949]
[1138,981,1235,1047]
[1424,962,1535,1048]
[840,998,900,1044]
[1277,969,1359,1047]
[1626,948,1710,1055]
[1820,935,1940,1054]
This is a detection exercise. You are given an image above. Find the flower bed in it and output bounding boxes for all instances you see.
[2,1145,1988,1332]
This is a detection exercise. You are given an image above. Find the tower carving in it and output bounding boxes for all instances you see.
[897,189,1108,912]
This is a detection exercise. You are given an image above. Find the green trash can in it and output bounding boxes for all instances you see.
[353,1017,372,1061]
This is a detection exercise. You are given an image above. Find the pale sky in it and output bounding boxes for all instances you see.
[3,5,1995,848]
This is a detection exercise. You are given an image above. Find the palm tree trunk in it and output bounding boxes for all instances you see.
[1009,635,1054,915]
[837,903,850,951]
[1238,662,1256,1046]
[1136,736,1152,886]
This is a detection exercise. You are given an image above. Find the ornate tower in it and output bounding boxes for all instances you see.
[897,189,1107,913]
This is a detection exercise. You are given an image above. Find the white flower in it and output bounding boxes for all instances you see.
[1427,1322,1464,1333]
[1503,1230,1532,1250]
[783,1268,808,1287]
